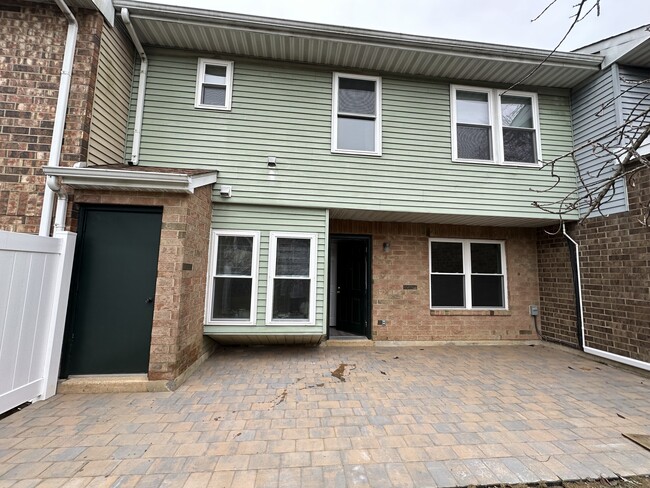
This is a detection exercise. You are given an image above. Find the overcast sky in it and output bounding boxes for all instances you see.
[145,0,649,51]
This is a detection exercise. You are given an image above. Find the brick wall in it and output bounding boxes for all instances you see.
[330,220,540,341]
[536,228,580,347]
[177,185,214,376]
[73,189,215,381]
[537,168,650,362]
[0,3,103,233]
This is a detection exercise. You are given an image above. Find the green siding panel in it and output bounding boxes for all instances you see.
[128,50,577,220]
[211,204,327,333]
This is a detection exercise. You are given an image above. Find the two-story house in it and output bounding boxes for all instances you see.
[11,1,636,388]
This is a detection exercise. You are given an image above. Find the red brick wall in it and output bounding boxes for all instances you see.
[0,3,102,233]
[536,228,580,347]
[73,189,215,381]
[537,169,650,363]
[330,220,540,341]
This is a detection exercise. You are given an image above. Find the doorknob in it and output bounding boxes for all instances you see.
[145,297,154,304]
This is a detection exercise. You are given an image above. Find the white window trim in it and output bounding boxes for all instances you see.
[194,58,234,111]
[450,85,542,167]
[266,232,318,326]
[331,72,382,156]
[428,238,508,310]
[205,230,260,326]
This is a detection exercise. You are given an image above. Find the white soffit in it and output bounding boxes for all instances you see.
[113,0,603,88]
[42,166,218,193]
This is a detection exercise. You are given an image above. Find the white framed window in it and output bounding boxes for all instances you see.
[205,230,260,325]
[266,232,318,325]
[195,58,234,110]
[332,72,382,156]
[429,238,508,310]
[451,85,541,166]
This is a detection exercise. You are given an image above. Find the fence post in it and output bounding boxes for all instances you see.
[41,230,76,400]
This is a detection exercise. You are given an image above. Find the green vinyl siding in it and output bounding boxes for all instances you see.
[207,204,327,336]
[127,49,577,220]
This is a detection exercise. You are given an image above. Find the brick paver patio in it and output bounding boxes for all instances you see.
[0,344,649,487]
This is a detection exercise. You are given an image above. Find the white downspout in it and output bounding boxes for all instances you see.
[39,0,77,236]
[563,223,585,349]
[121,8,147,165]
[46,176,68,234]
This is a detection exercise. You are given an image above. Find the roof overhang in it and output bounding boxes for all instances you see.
[576,25,650,69]
[114,0,603,89]
[42,165,218,193]
[27,0,115,25]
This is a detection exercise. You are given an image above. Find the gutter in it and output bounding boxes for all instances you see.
[39,0,78,236]
[121,7,147,165]
[563,223,585,350]
[113,1,603,70]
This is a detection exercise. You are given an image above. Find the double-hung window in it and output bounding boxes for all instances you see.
[429,239,507,309]
[266,232,318,325]
[195,58,234,110]
[206,231,259,325]
[332,73,382,155]
[451,85,540,166]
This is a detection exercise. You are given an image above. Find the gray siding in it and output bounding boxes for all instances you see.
[206,204,327,336]
[571,66,628,215]
[126,49,577,223]
[87,19,134,166]
[619,65,650,150]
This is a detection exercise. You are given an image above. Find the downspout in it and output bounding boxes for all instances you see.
[39,0,77,236]
[46,176,68,234]
[563,223,585,350]
[121,8,147,165]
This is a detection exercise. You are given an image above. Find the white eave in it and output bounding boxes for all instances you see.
[42,166,218,193]
[113,0,603,88]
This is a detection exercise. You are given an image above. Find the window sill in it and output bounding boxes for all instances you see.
[331,149,382,157]
[452,158,541,169]
[430,309,511,316]
[194,104,232,111]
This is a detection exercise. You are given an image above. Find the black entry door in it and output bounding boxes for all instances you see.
[335,238,370,337]
[61,205,163,376]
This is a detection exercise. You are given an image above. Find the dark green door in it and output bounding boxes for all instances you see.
[335,238,370,337]
[61,205,162,376]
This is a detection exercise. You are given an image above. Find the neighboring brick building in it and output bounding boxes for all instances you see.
[0,2,103,233]
[537,26,650,369]
[537,169,650,363]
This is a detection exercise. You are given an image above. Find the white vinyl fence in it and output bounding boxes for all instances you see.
[0,230,75,414]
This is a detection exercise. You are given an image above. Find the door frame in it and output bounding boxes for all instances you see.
[327,234,372,339]
[60,204,163,378]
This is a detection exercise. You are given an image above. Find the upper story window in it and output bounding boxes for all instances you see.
[451,85,541,166]
[206,230,260,325]
[195,58,234,110]
[429,238,507,310]
[332,73,382,156]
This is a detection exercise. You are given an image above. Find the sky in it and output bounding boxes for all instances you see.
[144,0,650,51]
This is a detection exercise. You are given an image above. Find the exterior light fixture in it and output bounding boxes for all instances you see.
[383,242,390,252]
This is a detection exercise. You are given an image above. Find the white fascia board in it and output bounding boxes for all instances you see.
[42,166,217,193]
